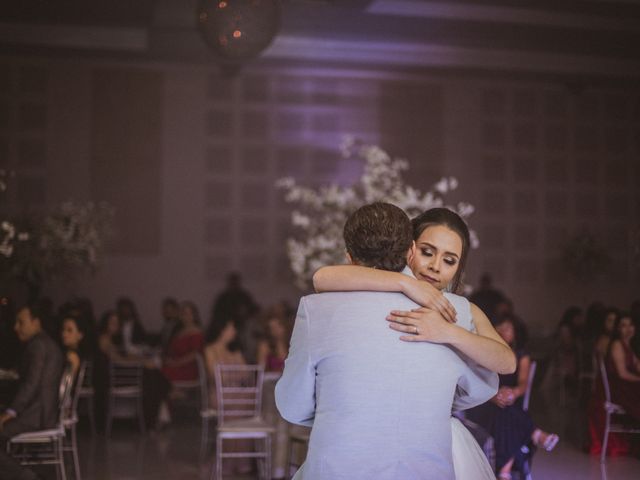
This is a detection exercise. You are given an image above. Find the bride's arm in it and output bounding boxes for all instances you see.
[387,304,517,374]
[313,265,457,323]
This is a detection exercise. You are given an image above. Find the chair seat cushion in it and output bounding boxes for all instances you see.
[605,401,627,414]
[173,381,199,389]
[290,431,310,442]
[63,415,79,427]
[110,386,142,396]
[200,408,218,419]
[218,416,275,433]
[11,428,64,443]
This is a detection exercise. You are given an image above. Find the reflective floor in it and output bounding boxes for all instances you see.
[25,396,640,480]
[63,421,639,480]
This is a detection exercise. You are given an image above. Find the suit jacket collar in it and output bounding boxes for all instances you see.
[401,265,415,278]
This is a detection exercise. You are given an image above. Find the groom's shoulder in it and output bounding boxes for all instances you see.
[301,290,416,311]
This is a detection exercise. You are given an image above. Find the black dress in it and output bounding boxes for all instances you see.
[467,350,535,472]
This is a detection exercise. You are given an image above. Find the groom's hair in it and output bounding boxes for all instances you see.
[343,202,412,272]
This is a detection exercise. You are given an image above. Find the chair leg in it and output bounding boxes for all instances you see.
[601,412,610,463]
[72,426,81,480]
[106,396,113,437]
[137,396,146,434]
[87,396,96,435]
[58,438,68,480]
[200,417,209,462]
[264,435,272,480]
[214,435,222,480]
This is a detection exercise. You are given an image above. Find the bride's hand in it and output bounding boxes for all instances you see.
[401,277,457,323]
[386,307,455,344]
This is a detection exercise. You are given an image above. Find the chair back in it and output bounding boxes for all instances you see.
[196,353,210,412]
[69,361,88,419]
[58,365,75,424]
[109,361,143,390]
[79,360,93,393]
[599,357,612,403]
[214,364,264,424]
[522,360,537,412]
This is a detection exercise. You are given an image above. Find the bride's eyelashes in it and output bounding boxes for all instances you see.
[420,248,458,267]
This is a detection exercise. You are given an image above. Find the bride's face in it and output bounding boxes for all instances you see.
[408,225,462,291]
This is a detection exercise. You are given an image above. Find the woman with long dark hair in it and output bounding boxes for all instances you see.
[605,313,640,418]
[588,311,640,456]
[161,301,204,383]
[60,315,93,378]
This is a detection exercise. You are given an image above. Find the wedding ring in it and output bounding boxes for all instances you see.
[414,326,419,335]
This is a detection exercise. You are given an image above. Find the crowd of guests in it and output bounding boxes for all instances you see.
[544,301,640,457]
[0,272,294,479]
[2,268,639,479]
[469,274,640,468]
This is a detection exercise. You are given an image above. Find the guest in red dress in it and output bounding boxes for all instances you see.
[161,301,204,383]
[257,306,293,373]
[589,312,639,456]
[606,313,640,418]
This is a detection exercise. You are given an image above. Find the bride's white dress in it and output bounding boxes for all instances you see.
[451,416,494,479]
[444,293,495,479]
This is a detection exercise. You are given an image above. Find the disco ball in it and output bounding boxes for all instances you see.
[198,0,282,61]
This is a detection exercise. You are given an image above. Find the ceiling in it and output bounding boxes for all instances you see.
[1,0,640,78]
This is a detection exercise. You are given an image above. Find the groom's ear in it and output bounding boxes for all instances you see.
[406,241,417,263]
[345,251,355,265]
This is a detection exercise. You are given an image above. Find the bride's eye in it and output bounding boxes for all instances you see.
[421,248,433,256]
[444,257,457,266]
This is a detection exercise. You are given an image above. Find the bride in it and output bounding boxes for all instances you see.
[313,207,516,479]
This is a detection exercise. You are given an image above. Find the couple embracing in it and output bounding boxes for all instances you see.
[276,202,517,480]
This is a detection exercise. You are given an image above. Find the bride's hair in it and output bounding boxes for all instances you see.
[411,208,470,295]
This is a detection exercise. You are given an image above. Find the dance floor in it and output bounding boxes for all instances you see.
[64,419,638,480]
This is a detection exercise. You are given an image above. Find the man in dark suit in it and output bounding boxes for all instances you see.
[0,304,64,480]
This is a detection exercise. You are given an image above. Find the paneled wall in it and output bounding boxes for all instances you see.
[1,56,638,333]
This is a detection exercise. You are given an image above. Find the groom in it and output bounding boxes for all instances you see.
[276,202,497,479]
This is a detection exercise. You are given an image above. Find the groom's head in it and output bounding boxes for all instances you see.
[343,202,413,272]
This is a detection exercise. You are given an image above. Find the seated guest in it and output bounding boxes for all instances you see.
[203,317,245,409]
[97,310,124,360]
[0,296,20,371]
[605,312,640,419]
[0,303,64,480]
[161,301,204,383]
[159,297,180,353]
[468,314,558,479]
[60,314,92,379]
[587,309,631,456]
[256,307,292,373]
[256,306,293,477]
[96,310,170,430]
[203,317,250,475]
[543,308,580,396]
[594,308,618,359]
[116,297,147,355]
[631,300,640,356]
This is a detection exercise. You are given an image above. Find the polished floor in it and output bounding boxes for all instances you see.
[28,398,640,480]
[63,421,640,480]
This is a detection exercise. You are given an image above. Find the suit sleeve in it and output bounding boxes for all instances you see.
[10,338,47,416]
[275,298,316,427]
[452,356,498,411]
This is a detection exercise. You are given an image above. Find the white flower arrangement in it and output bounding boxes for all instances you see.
[1,199,114,297]
[0,169,29,258]
[276,137,478,290]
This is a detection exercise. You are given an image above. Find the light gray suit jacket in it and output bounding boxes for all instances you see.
[276,280,497,480]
